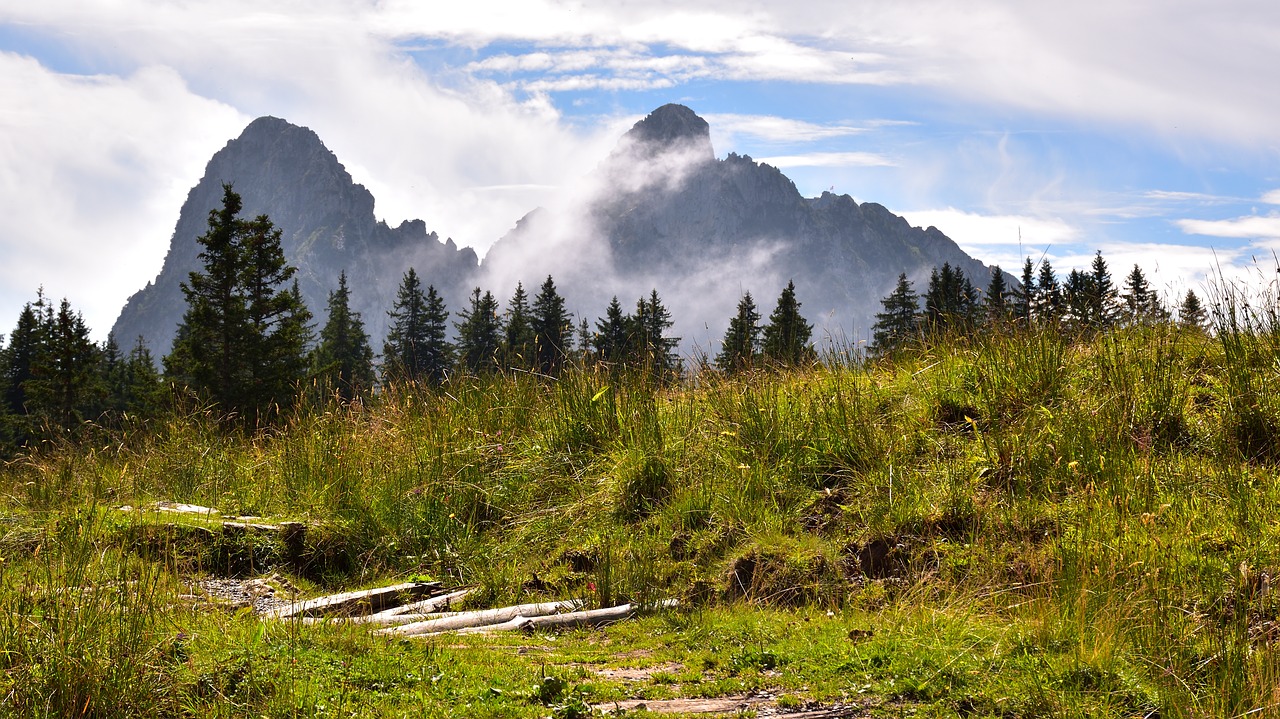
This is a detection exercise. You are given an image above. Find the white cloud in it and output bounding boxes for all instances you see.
[756,152,895,168]
[0,53,246,343]
[899,207,1078,255]
[1177,215,1280,240]
[1261,189,1280,205]
[705,114,869,144]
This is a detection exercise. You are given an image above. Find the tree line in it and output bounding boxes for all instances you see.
[0,186,1209,451]
[870,252,1209,354]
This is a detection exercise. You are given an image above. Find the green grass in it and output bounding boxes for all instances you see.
[5,316,1280,716]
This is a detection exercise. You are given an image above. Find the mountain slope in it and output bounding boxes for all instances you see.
[111,117,478,359]
[483,104,991,348]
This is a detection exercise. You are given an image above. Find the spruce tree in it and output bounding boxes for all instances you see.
[593,296,629,364]
[872,273,920,354]
[311,271,375,401]
[122,336,165,419]
[1013,257,1037,326]
[1122,264,1161,323]
[454,287,502,375]
[420,285,453,383]
[984,265,1009,323]
[383,268,430,381]
[1063,269,1093,329]
[3,299,44,417]
[500,282,535,370]
[25,297,102,431]
[762,280,814,365]
[1179,289,1208,329]
[1087,250,1118,329]
[1035,260,1062,322]
[716,291,762,372]
[531,276,573,375]
[924,263,977,331]
[629,289,680,376]
[165,184,311,424]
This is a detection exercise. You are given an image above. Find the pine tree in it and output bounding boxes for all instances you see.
[1122,264,1157,323]
[420,285,453,384]
[1063,269,1093,329]
[984,265,1009,323]
[3,298,44,417]
[311,271,375,401]
[629,289,680,376]
[383,268,431,382]
[121,336,165,419]
[716,291,762,372]
[500,282,535,371]
[454,287,502,375]
[1012,257,1036,326]
[872,273,920,354]
[1035,260,1062,322]
[531,275,573,375]
[165,184,311,424]
[593,296,630,364]
[1179,289,1208,330]
[25,297,103,431]
[1087,250,1118,329]
[762,280,814,365]
[924,263,977,331]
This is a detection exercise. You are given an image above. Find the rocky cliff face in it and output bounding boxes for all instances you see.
[111,117,478,358]
[484,104,991,348]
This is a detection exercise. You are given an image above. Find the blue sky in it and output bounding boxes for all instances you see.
[3,0,1280,341]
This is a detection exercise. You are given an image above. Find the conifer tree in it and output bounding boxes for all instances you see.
[984,265,1009,323]
[762,280,813,365]
[454,287,502,374]
[500,282,535,370]
[1178,289,1208,329]
[593,296,629,364]
[716,291,762,372]
[3,298,44,417]
[1012,257,1037,326]
[1087,250,1118,329]
[383,269,430,382]
[311,271,375,401]
[531,275,573,375]
[629,289,680,376]
[419,285,453,383]
[872,273,920,354]
[121,336,165,419]
[165,184,311,424]
[1035,260,1062,322]
[25,297,103,431]
[925,263,977,330]
[1122,264,1163,323]
[1063,269,1093,329]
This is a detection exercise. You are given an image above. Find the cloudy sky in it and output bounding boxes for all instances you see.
[3,0,1279,341]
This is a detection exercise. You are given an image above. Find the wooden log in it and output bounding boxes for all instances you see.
[379,599,583,636]
[266,581,442,620]
[152,502,220,517]
[303,589,472,625]
[402,599,680,636]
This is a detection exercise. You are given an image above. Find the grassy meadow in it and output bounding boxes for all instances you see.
[4,303,1280,717]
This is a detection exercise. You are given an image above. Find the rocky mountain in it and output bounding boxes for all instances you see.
[483,104,992,350]
[111,117,478,359]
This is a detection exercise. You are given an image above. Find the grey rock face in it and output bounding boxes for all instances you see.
[111,117,478,359]
[485,105,991,349]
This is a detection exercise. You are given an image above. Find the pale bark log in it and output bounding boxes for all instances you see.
[379,599,583,636]
[266,581,442,619]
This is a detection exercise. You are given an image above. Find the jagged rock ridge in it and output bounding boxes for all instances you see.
[112,117,478,358]
[483,103,991,348]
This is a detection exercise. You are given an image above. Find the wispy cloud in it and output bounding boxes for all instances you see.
[757,152,895,168]
[1177,215,1280,240]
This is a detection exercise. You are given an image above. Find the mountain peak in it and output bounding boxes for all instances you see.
[620,104,714,161]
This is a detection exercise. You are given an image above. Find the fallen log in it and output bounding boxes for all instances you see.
[266,581,442,620]
[380,599,583,636]
[408,599,680,636]
[303,589,472,625]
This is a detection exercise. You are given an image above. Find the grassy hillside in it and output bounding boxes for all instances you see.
[3,315,1280,717]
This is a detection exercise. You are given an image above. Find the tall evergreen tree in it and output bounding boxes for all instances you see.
[121,336,165,419]
[25,297,102,431]
[3,298,45,416]
[593,296,630,364]
[716,291,762,372]
[1122,264,1162,323]
[1063,269,1093,329]
[872,273,920,354]
[500,282,536,370]
[1034,260,1062,322]
[1012,257,1037,326]
[311,271,375,401]
[454,287,502,374]
[762,280,814,365]
[629,289,680,376]
[1178,289,1209,330]
[1087,250,1118,329]
[165,184,311,424]
[531,276,573,375]
[925,263,978,330]
[383,268,430,381]
[420,285,453,383]
[984,265,1009,323]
